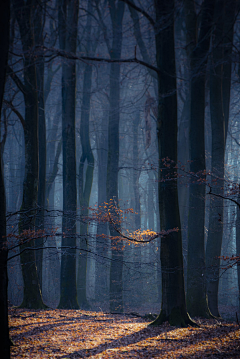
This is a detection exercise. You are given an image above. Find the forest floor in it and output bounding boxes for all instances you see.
[9,307,240,358]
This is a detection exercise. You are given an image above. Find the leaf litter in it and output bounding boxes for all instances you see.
[9,308,240,358]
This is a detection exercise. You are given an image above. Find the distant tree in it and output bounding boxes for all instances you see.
[95,90,109,302]
[34,1,47,290]
[77,1,95,309]
[106,0,125,313]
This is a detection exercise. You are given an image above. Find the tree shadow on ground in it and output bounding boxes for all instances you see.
[59,323,240,358]
[59,326,176,358]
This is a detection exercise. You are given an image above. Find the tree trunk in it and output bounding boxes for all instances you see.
[151,0,194,327]
[0,154,11,357]
[34,4,46,291]
[58,0,79,309]
[95,105,109,304]
[133,113,141,230]
[77,6,94,307]
[44,123,62,307]
[107,0,125,313]
[132,112,142,306]
[236,190,240,313]
[185,0,214,318]
[13,0,45,309]
[0,1,11,357]
[206,0,235,317]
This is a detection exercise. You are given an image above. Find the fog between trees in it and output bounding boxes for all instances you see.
[1,1,240,353]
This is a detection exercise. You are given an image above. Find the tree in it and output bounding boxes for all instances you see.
[106,0,125,313]
[184,0,215,318]
[95,92,110,302]
[58,0,79,309]
[77,1,95,309]
[11,0,45,309]
[149,0,194,327]
[206,0,236,317]
[34,1,47,290]
[0,1,11,357]
[236,188,240,312]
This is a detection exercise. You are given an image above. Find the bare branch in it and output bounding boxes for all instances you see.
[127,1,157,79]
[40,46,160,75]
[228,130,240,147]
[120,0,155,27]
[95,2,111,53]
[207,186,240,209]
[7,65,26,94]
[8,245,115,263]
[3,99,25,129]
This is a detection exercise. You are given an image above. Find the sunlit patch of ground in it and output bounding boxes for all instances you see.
[9,308,240,358]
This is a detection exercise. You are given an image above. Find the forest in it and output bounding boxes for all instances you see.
[1,0,240,358]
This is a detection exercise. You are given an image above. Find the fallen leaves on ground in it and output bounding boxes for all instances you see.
[9,308,240,358]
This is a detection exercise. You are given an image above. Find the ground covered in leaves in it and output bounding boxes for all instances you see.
[9,308,240,358]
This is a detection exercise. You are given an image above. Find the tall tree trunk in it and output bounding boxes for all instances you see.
[107,0,125,313]
[185,0,214,318]
[77,5,94,307]
[132,112,142,305]
[0,1,11,357]
[58,0,79,309]
[206,0,235,317]
[152,0,194,327]
[148,172,155,230]
[133,113,141,230]
[34,3,46,291]
[177,92,190,271]
[44,123,62,307]
[13,0,45,309]
[95,106,109,303]
[236,189,240,313]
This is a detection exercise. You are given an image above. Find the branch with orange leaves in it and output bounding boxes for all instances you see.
[107,210,179,243]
